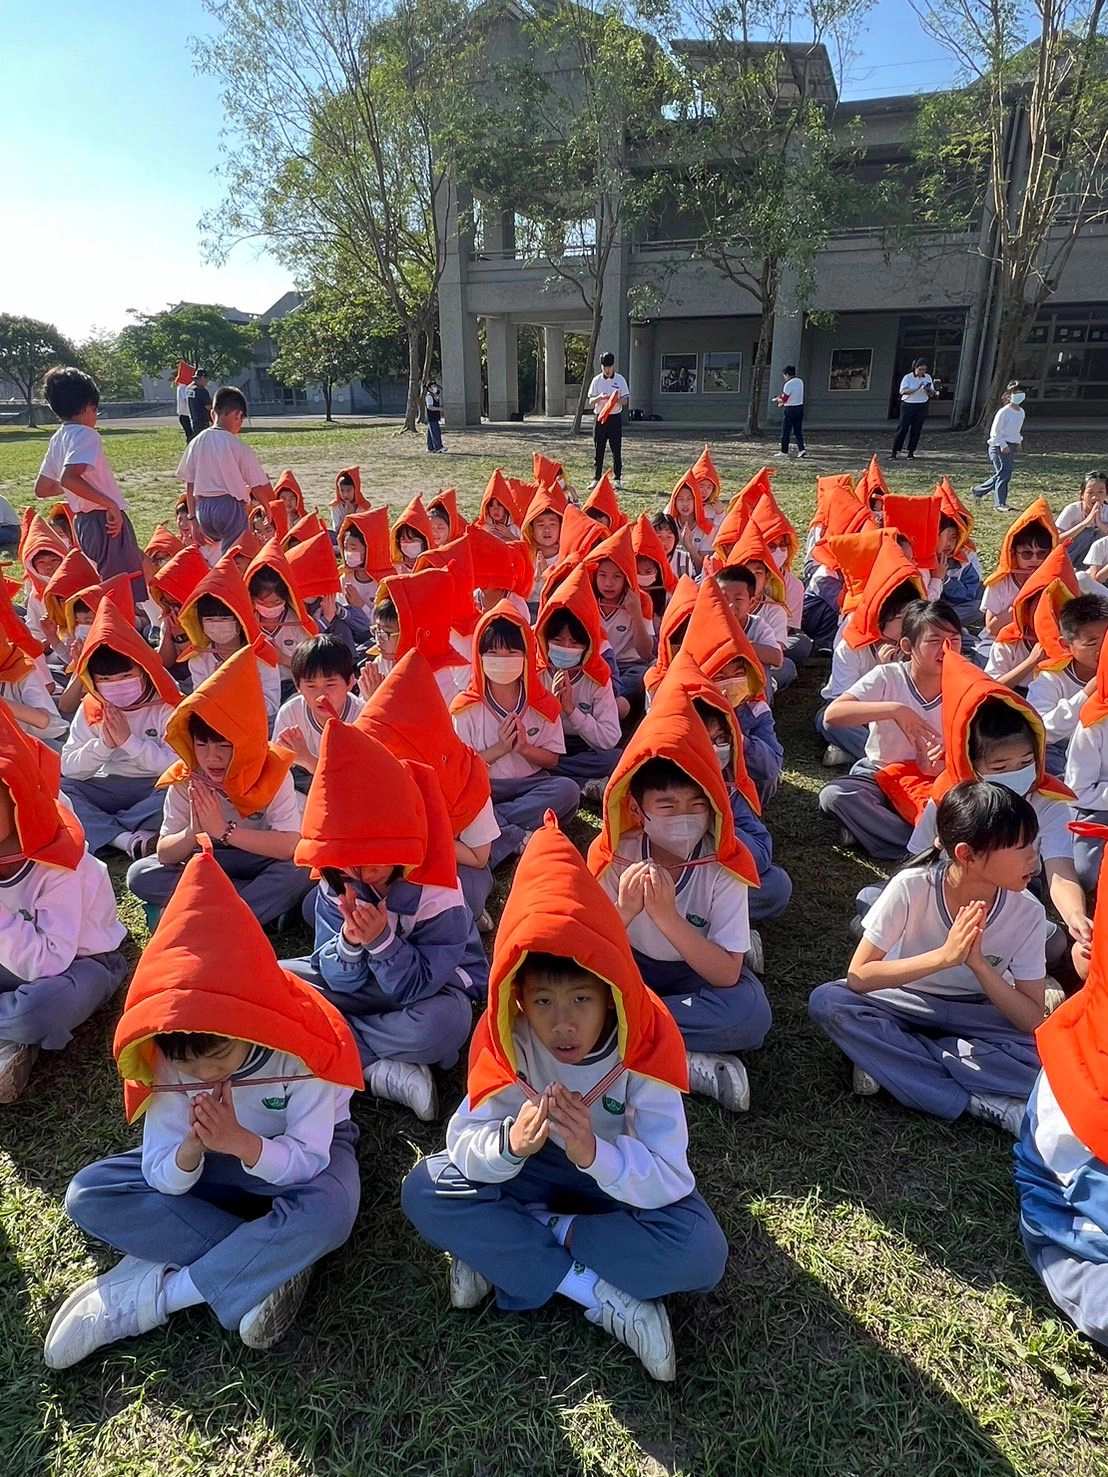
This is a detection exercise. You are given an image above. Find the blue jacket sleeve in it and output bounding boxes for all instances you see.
[729,790,773,873]
[314,895,470,1007]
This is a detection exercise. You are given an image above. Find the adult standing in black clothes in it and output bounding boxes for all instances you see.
[187,370,212,439]
[891,358,939,459]
[587,352,630,488]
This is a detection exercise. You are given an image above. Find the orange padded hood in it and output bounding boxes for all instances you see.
[390,495,434,563]
[244,539,320,633]
[883,493,942,570]
[377,568,467,672]
[588,679,759,887]
[114,847,362,1122]
[1081,611,1108,729]
[0,703,84,870]
[937,477,975,554]
[983,497,1059,587]
[272,470,305,519]
[480,469,524,530]
[160,646,292,817]
[520,483,567,557]
[995,544,1079,645]
[356,648,491,834]
[76,595,182,710]
[451,600,560,722]
[339,507,395,582]
[644,575,700,695]
[583,472,627,530]
[18,515,68,594]
[179,555,275,662]
[427,487,468,541]
[681,577,767,696]
[414,535,480,637]
[285,530,342,601]
[144,525,185,564]
[468,813,689,1107]
[295,719,457,887]
[150,547,211,612]
[557,503,606,563]
[630,513,677,594]
[856,454,890,504]
[332,467,368,511]
[844,541,926,651]
[691,445,722,503]
[533,453,568,492]
[725,521,786,605]
[810,473,858,531]
[662,651,760,814]
[666,469,713,536]
[466,525,533,600]
[535,563,612,687]
[43,549,100,627]
[751,492,798,565]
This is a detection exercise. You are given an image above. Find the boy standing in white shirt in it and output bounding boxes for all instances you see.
[587,352,630,488]
[176,386,273,554]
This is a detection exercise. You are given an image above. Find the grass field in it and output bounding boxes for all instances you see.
[1,418,1107,1477]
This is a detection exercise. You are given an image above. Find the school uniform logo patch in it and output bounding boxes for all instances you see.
[579,702,593,714]
[144,729,158,738]
[262,1096,288,1110]
[687,913,709,929]
[602,1095,625,1115]
[986,955,1002,969]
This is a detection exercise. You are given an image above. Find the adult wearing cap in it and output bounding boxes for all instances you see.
[891,357,939,461]
[187,370,212,439]
[587,352,630,490]
[175,364,195,444]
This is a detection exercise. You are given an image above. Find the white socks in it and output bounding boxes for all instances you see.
[163,1267,204,1314]
[530,1208,575,1247]
[556,1261,599,1310]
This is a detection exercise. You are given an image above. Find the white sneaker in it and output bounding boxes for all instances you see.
[449,1257,492,1309]
[686,1051,750,1112]
[838,825,857,848]
[1044,978,1066,1016]
[44,1256,169,1369]
[967,1092,1027,1137]
[852,1064,880,1096]
[476,909,495,934]
[796,449,809,458]
[586,1278,676,1381]
[614,479,623,491]
[239,1266,312,1348]
[364,1059,438,1121]
[0,1040,38,1103]
[773,450,791,458]
[822,744,850,767]
[746,929,764,976]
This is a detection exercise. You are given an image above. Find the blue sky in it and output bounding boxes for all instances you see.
[0,0,960,343]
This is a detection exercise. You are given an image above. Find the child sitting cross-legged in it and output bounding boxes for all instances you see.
[535,565,622,789]
[400,816,728,1384]
[590,681,769,1113]
[178,555,282,724]
[0,705,128,1103]
[44,848,363,1368]
[126,647,308,929]
[284,720,487,1123]
[810,779,1047,1136]
[272,634,362,793]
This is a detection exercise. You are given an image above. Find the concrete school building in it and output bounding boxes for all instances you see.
[437,42,1108,433]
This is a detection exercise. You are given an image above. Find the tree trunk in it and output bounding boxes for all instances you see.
[571,290,604,435]
[323,381,334,422]
[402,322,421,433]
[977,294,1038,430]
[744,260,777,438]
[534,333,545,417]
[420,325,435,391]
[24,383,35,428]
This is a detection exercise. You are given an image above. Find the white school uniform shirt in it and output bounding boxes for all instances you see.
[598,829,750,963]
[141,1044,352,1196]
[272,691,364,759]
[259,614,313,667]
[529,551,559,604]
[39,423,127,513]
[587,372,629,415]
[899,372,934,404]
[753,598,788,648]
[445,1018,694,1209]
[1027,665,1089,743]
[782,569,804,628]
[458,795,500,851]
[61,699,175,781]
[176,426,268,503]
[821,638,881,701]
[843,662,942,765]
[0,850,125,980]
[779,376,804,406]
[987,404,1025,450]
[862,862,1047,999]
[0,668,67,741]
[452,690,565,780]
[909,789,1075,862]
[984,637,1036,684]
[742,610,780,656]
[189,649,281,723]
[980,574,1022,620]
[1064,718,1108,810]
[175,383,192,417]
[23,589,50,647]
[600,602,643,663]
[540,667,621,750]
[1082,534,1108,571]
[668,547,698,582]
[161,769,301,836]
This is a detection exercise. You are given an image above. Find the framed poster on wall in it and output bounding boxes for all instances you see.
[828,348,873,392]
[701,351,742,393]
[660,354,698,393]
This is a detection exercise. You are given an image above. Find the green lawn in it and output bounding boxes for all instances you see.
[1,419,1106,1476]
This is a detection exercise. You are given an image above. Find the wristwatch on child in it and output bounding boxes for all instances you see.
[219,820,238,846]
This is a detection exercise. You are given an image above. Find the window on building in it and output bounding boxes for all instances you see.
[1012,304,1108,413]
[887,311,966,416]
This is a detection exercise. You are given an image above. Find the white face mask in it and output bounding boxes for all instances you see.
[482,653,525,685]
[96,676,145,708]
[399,538,424,560]
[203,617,241,646]
[547,644,585,670]
[1010,392,1026,406]
[772,547,788,569]
[643,811,710,859]
[344,548,365,568]
[637,570,657,589]
[713,742,732,770]
[254,598,286,620]
[980,762,1037,796]
[73,621,92,645]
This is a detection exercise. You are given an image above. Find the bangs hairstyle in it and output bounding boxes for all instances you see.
[691,695,727,741]
[86,646,143,680]
[935,779,1039,857]
[715,565,756,593]
[628,756,708,806]
[375,597,398,624]
[967,697,1037,769]
[478,616,526,655]
[397,524,427,546]
[248,569,289,599]
[187,712,231,745]
[1011,519,1053,552]
[901,598,961,645]
[542,609,589,647]
[195,594,238,622]
[515,950,611,998]
[154,1030,233,1061]
[877,582,923,628]
[1059,593,1108,642]
[290,633,354,684]
[651,511,678,539]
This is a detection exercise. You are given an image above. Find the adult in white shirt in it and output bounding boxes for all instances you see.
[891,357,939,460]
[972,383,1026,512]
[772,364,807,458]
[175,372,194,444]
[587,352,630,488]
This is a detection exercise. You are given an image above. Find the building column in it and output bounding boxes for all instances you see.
[629,320,655,418]
[485,317,519,423]
[596,233,631,383]
[767,269,804,420]
[437,181,482,426]
[544,326,566,416]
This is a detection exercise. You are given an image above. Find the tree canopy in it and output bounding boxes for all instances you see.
[118,304,259,382]
[0,313,81,425]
